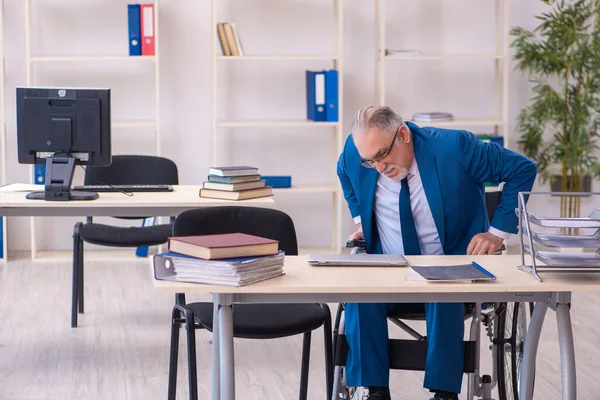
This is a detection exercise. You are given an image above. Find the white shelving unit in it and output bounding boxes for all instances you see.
[0,0,7,263]
[210,0,344,252]
[23,0,161,261]
[374,0,510,146]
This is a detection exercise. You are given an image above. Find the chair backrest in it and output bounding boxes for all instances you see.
[173,207,299,256]
[485,190,502,223]
[84,155,179,185]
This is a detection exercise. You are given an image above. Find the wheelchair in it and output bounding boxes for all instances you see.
[331,240,533,400]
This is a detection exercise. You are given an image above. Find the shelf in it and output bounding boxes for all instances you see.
[385,53,504,60]
[112,120,157,128]
[526,212,600,229]
[217,119,340,127]
[409,119,504,128]
[523,228,600,248]
[273,184,339,194]
[30,55,156,62]
[217,55,338,60]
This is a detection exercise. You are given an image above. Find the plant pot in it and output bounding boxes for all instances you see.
[550,174,592,194]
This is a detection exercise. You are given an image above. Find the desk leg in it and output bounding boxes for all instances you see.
[212,296,220,400]
[556,302,576,400]
[218,294,235,400]
[519,301,548,400]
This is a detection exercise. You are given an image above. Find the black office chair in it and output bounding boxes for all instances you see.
[167,206,333,400]
[71,155,179,328]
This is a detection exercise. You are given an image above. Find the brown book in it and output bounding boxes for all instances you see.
[199,186,273,200]
[223,23,239,56]
[168,233,279,259]
[216,23,231,56]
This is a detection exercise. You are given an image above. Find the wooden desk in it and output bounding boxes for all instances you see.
[155,254,595,400]
[0,185,274,217]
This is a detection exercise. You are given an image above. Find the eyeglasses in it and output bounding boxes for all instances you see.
[360,126,400,168]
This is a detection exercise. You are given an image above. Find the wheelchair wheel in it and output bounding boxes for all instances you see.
[495,302,531,400]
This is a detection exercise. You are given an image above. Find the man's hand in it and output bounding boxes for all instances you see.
[467,231,504,255]
[348,223,364,240]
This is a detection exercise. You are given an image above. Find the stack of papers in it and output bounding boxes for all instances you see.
[154,251,285,286]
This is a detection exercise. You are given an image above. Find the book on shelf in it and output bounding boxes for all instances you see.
[411,112,454,122]
[385,49,423,56]
[168,232,279,260]
[217,22,244,56]
[153,251,285,287]
[261,175,292,188]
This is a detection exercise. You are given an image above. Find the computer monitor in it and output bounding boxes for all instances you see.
[16,87,112,201]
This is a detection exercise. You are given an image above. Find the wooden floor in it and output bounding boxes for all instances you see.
[0,257,599,400]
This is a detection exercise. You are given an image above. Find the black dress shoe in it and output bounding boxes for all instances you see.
[351,386,391,400]
[429,390,458,400]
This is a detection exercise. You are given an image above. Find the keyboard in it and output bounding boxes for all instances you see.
[72,184,174,192]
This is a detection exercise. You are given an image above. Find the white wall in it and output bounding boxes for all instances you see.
[2,0,598,253]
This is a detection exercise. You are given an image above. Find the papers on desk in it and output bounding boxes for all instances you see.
[0,183,44,193]
[153,251,285,286]
[407,262,496,283]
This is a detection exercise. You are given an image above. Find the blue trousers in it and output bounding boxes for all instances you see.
[345,302,465,393]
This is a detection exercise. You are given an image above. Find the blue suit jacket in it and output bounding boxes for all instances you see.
[336,122,537,255]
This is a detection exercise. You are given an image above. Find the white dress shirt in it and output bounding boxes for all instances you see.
[353,158,509,255]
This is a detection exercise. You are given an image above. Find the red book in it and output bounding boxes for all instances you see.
[168,233,279,260]
[140,4,155,56]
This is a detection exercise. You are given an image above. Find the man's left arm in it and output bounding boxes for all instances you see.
[456,131,537,254]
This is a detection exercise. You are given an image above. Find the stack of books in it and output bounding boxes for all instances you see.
[411,112,454,123]
[153,233,285,287]
[199,166,273,200]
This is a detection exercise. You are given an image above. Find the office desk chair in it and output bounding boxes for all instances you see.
[168,206,333,400]
[71,155,178,328]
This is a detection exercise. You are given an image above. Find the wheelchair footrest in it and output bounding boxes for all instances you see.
[334,335,476,373]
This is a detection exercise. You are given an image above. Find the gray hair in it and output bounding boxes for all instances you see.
[351,106,404,138]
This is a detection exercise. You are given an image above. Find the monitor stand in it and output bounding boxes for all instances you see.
[25,154,98,201]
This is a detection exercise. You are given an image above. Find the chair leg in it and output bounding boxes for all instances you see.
[168,307,183,400]
[78,238,84,313]
[71,223,82,328]
[183,307,199,400]
[321,305,334,400]
[299,332,311,400]
[331,313,346,400]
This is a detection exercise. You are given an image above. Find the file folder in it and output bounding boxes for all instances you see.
[34,164,45,184]
[127,4,142,56]
[140,4,155,56]
[325,70,339,122]
[306,70,326,121]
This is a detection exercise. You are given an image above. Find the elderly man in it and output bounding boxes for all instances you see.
[336,106,536,400]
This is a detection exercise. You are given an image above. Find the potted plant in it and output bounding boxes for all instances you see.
[511,0,600,218]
